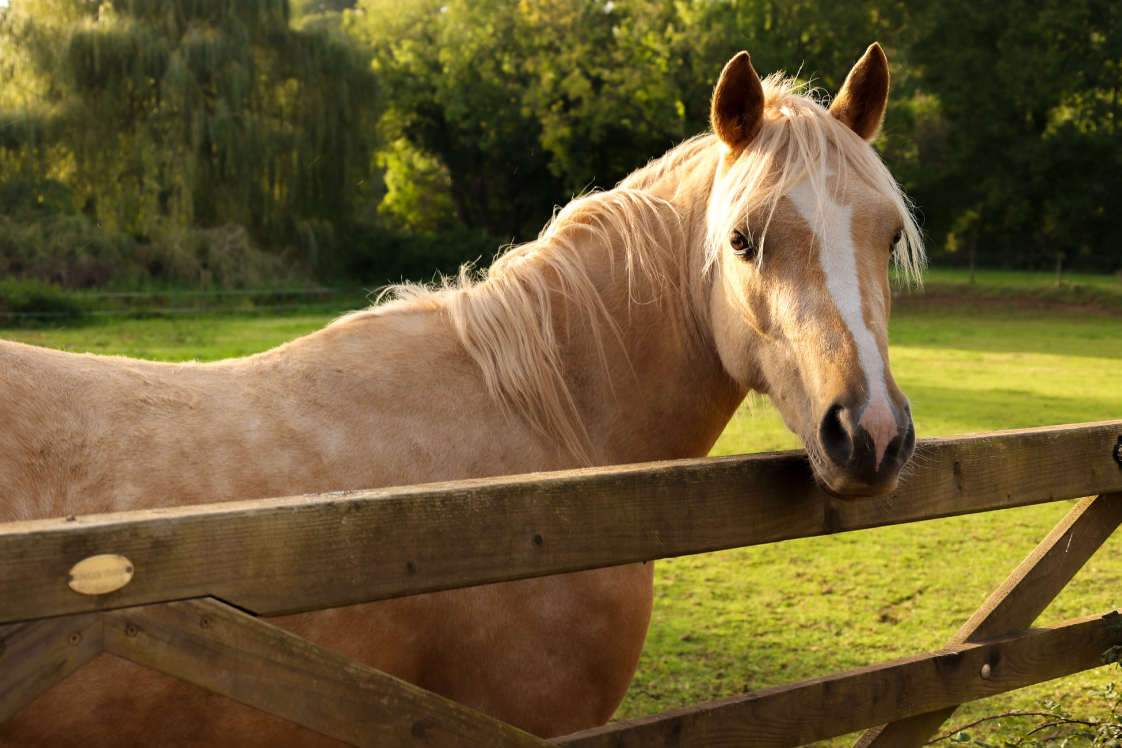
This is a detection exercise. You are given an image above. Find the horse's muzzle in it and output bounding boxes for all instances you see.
[813,401,916,498]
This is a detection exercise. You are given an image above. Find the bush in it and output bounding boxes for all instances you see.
[0,214,309,290]
[0,277,84,325]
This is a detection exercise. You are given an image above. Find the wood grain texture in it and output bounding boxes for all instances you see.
[551,610,1122,748]
[853,491,1122,748]
[0,612,102,722]
[103,598,551,748]
[2,421,1120,623]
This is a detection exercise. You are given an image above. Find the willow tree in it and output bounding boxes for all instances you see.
[0,0,376,265]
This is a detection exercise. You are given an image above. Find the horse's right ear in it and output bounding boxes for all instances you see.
[711,52,766,148]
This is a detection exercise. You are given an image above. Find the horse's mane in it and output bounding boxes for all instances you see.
[335,187,687,466]
[335,74,924,466]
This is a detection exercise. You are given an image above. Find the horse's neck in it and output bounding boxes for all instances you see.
[550,168,743,465]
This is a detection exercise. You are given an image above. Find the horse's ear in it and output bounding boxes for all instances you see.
[830,43,890,141]
[711,52,766,148]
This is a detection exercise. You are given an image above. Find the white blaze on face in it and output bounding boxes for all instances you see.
[787,172,898,469]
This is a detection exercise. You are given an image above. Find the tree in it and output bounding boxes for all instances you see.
[354,0,912,242]
[905,0,1121,270]
[0,0,377,270]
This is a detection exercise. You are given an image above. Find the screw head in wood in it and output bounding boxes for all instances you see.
[980,663,992,679]
[68,632,81,646]
[126,624,139,638]
[200,616,212,629]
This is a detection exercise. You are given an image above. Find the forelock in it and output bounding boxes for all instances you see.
[704,74,925,284]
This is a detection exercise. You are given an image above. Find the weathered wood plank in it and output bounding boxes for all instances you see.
[853,492,1122,748]
[551,610,1122,748]
[0,612,102,722]
[103,598,550,748]
[2,422,1120,623]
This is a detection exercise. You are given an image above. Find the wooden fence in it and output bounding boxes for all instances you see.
[3,420,1122,747]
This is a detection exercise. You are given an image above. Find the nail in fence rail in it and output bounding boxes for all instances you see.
[1,420,1121,747]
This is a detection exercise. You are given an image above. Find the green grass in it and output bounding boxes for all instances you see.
[1,313,344,362]
[3,283,1122,745]
[895,265,1122,315]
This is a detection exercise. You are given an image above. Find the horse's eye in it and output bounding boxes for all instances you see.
[890,228,903,255]
[729,229,757,260]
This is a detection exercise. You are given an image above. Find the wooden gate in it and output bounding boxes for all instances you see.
[3,420,1122,747]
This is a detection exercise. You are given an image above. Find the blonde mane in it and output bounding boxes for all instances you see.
[336,74,924,466]
[336,188,686,466]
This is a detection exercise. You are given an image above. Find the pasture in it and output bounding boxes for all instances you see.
[4,272,1121,745]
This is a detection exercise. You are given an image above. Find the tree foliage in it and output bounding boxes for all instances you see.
[0,0,376,274]
[354,0,910,241]
[906,0,1121,270]
[0,0,1118,285]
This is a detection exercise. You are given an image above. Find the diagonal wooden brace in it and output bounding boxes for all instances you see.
[0,598,550,748]
[0,611,102,723]
[852,491,1122,748]
[102,598,551,748]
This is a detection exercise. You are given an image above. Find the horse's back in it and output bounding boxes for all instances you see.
[0,311,558,522]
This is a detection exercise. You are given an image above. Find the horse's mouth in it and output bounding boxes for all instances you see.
[812,470,900,500]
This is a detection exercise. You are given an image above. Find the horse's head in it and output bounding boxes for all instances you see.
[704,44,922,498]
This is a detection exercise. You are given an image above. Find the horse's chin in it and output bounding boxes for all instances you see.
[811,468,901,500]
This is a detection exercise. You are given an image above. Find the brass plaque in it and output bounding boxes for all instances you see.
[67,554,134,595]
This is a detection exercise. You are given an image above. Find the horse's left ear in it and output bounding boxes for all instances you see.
[711,52,766,148]
[830,43,890,142]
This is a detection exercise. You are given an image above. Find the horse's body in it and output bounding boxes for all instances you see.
[1,45,923,744]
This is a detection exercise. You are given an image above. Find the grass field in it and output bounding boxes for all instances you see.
[4,268,1122,744]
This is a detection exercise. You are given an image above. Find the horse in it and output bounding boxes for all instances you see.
[0,43,922,745]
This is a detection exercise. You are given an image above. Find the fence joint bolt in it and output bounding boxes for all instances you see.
[980,663,992,680]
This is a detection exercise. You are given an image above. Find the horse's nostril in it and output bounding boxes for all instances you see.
[819,404,852,466]
[900,418,917,461]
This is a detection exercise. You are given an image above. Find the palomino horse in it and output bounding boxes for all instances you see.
[1,44,922,744]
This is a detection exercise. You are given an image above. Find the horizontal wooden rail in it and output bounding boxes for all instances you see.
[1,421,1120,624]
[551,609,1122,748]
